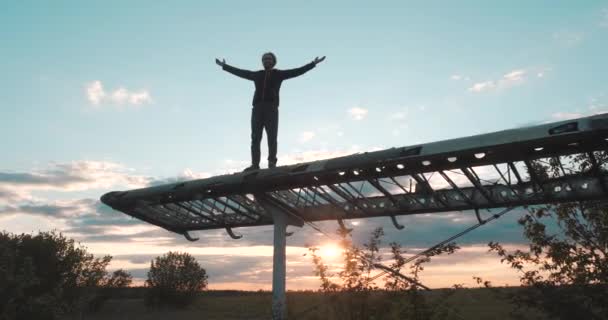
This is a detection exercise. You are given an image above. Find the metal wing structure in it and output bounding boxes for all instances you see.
[100,113,608,319]
[101,113,608,235]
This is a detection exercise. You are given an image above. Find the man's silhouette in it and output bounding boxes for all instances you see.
[216,52,325,171]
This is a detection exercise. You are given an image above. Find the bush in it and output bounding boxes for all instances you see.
[145,251,208,307]
[488,152,608,320]
[89,269,134,312]
[307,227,460,320]
[0,231,114,320]
[105,269,133,288]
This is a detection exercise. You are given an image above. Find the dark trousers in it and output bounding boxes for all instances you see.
[251,106,278,166]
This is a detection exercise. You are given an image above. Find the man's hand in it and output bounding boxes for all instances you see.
[313,56,326,65]
[215,58,226,67]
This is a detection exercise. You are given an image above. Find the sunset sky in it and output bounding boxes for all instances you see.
[2,1,608,290]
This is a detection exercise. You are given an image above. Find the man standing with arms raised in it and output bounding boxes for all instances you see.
[216,53,326,171]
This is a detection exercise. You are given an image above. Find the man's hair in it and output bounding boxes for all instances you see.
[262,52,277,66]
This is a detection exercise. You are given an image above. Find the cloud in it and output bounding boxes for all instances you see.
[551,108,608,122]
[348,107,368,120]
[468,69,529,93]
[468,81,496,93]
[147,168,211,187]
[85,81,152,106]
[551,112,585,121]
[503,70,526,82]
[278,147,368,165]
[215,147,381,174]
[0,187,31,206]
[0,161,151,192]
[299,131,315,143]
[0,198,96,219]
[86,80,105,104]
[450,75,470,81]
[0,161,212,229]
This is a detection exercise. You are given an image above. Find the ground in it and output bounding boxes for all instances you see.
[73,288,547,320]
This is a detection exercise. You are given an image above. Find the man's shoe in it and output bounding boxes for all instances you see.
[268,161,277,169]
[243,164,260,172]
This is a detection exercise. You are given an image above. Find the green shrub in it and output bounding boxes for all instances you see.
[0,231,113,320]
[145,251,208,307]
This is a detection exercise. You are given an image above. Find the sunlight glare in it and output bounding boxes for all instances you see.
[320,244,340,258]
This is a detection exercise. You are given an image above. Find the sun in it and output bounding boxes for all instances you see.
[320,244,340,258]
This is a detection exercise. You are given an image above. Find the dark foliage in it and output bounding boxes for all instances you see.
[307,227,461,320]
[488,151,608,320]
[145,251,208,308]
[0,231,123,320]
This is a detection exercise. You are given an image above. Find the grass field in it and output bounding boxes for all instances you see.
[76,288,547,320]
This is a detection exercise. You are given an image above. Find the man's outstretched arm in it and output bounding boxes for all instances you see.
[216,58,255,80]
[279,56,326,80]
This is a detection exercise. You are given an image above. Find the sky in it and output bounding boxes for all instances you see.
[1,0,608,290]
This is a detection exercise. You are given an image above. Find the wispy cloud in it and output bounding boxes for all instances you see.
[468,69,529,93]
[148,168,212,187]
[348,107,368,120]
[0,161,214,248]
[85,80,152,106]
[551,109,608,122]
[468,81,496,93]
[0,198,96,219]
[86,80,105,104]
[0,161,150,192]
[0,187,31,206]
[503,70,525,82]
[450,74,470,81]
[551,112,585,121]
[278,147,365,165]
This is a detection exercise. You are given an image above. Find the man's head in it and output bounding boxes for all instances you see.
[262,52,277,70]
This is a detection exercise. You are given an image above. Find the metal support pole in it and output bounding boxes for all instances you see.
[255,194,304,320]
[271,208,287,320]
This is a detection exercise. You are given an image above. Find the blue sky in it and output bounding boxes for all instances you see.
[1,1,608,289]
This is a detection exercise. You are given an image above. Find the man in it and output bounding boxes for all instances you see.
[216,52,325,171]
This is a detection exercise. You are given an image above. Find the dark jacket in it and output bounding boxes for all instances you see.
[222,62,315,108]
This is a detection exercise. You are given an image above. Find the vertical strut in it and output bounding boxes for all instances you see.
[254,194,304,320]
[269,206,287,320]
